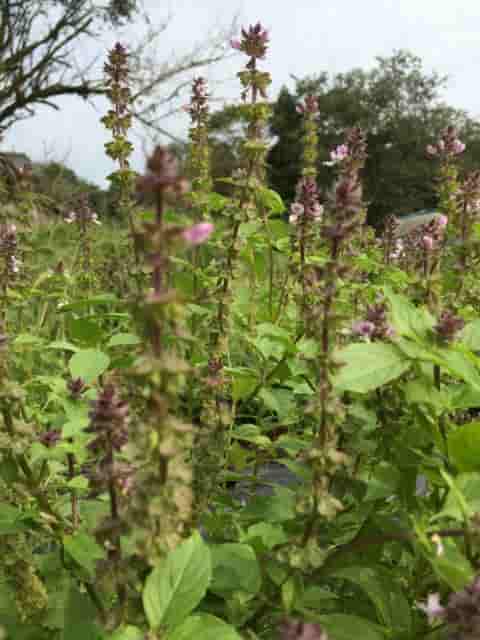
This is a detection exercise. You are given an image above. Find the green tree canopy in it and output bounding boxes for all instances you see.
[267,50,480,227]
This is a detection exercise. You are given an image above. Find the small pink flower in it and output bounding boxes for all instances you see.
[422,235,434,251]
[352,320,375,338]
[437,214,448,228]
[290,202,304,217]
[453,139,466,155]
[418,593,445,624]
[330,144,349,163]
[230,38,242,50]
[182,222,214,246]
[311,203,324,219]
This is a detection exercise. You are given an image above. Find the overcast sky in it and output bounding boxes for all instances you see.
[5,0,480,188]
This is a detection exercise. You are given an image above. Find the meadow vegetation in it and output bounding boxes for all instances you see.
[2,22,480,640]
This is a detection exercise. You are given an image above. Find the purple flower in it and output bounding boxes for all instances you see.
[352,320,375,338]
[296,95,319,115]
[182,222,214,246]
[330,144,349,164]
[234,22,270,59]
[427,127,466,159]
[422,235,434,251]
[418,593,445,624]
[437,214,448,228]
[290,202,304,217]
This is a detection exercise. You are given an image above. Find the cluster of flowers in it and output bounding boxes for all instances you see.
[324,144,349,167]
[383,215,406,261]
[426,126,466,159]
[230,21,269,59]
[0,223,20,275]
[182,77,209,117]
[420,576,480,639]
[435,310,465,343]
[328,127,368,174]
[322,127,367,241]
[289,94,323,226]
[420,214,448,251]
[64,195,101,226]
[296,94,319,115]
[289,177,324,225]
[65,209,101,226]
[401,214,448,254]
[459,170,480,213]
[352,302,395,340]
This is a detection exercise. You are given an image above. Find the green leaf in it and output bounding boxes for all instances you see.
[384,286,434,339]
[143,532,211,630]
[435,473,480,521]
[427,538,474,590]
[332,567,411,633]
[107,333,141,348]
[404,378,449,410]
[63,532,105,577]
[448,421,480,472]
[259,388,296,419]
[461,319,480,351]
[13,333,44,346]
[58,584,101,640]
[333,343,410,393]
[68,318,103,346]
[438,348,480,389]
[242,523,288,550]
[318,614,386,640]
[226,367,259,402]
[0,504,29,534]
[231,424,272,448]
[257,187,286,214]
[68,349,110,384]
[363,463,401,501]
[210,543,261,597]
[165,614,242,640]
[241,487,296,523]
[205,192,229,213]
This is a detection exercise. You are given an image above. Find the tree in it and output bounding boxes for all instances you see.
[0,0,237,138]
[267,51,480,227]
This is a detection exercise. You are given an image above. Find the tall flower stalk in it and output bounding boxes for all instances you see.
[102,43,137,264]
[128,147,211,564]
[457,170,480,272]
[86,384,129,624]
[289,95,323,321]
[302,128,367,538]
[216,22,272,344]
[427,125,465,227]
[0,222,20,329]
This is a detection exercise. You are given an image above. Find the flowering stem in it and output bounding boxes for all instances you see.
[67,452,79,529]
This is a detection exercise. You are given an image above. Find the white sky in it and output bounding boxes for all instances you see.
[5,0,480,187]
